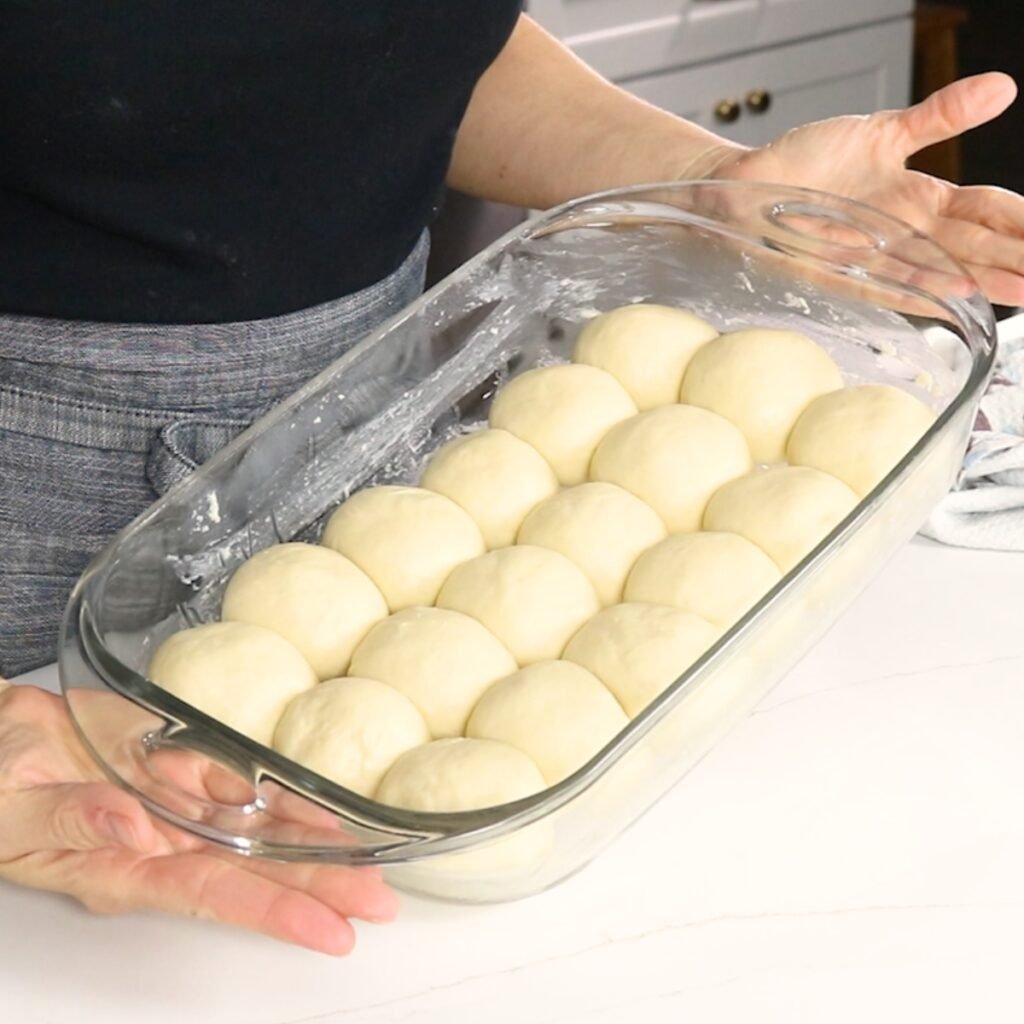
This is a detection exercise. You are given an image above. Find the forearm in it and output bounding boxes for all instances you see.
[448,15,745,209]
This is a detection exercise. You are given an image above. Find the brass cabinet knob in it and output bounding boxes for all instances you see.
[745,89,772,114]
[714,98,741,124]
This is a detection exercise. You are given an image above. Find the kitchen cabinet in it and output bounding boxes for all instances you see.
[528,0,913,84]
[623,20,913,148]
[528,0,914,131]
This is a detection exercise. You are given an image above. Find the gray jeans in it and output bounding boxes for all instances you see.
[0,232,429,676]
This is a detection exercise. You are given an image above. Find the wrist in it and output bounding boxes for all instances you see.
[667,139,750,182]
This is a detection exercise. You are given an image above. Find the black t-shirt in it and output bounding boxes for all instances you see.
[0,2,522,323]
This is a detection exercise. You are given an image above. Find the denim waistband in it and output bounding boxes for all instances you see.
[0,229,430,415]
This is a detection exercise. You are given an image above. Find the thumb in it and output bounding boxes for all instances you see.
[891,72,1017,158]
[0,782,157,859]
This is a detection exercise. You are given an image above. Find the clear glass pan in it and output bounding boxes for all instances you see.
[59,182,996,902]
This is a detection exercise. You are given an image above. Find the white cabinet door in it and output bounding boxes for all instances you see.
[622,19,912,149]
[527,0,913,83]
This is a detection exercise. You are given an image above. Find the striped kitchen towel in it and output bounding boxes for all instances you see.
[922,314,1024,551]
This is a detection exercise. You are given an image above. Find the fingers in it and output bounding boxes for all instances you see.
[208,850,399,923]
[960,264,1024,308]
[0,682,378,956]
[883,173,1024,303]
[144,748,367,853]
[261,786,352,833]
[926,210,1024,304]
[50,848,359,955]
[931,218,1024,276]
[892,73,1018,158]
[145,745,258,806]
[8,837,389,954]
[0,781,160,859]
[0,683,170,861]
[948,184,1024,237]
[129,852,358,954]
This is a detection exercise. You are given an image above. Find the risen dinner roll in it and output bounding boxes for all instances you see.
[349,607,518,737]
[221,543,387,680]
[680,328,844,462]
[590,405,752,532]
[377,738,552,887]
[436,545,600,665]
[149,622,317,745]
[563,603,720,718]
[376,737,546,812]
[572,304,718,409]
[488,363,637,484]
[321,485,484,611]
[703,465,858,572]
[273,677,429,797]
[466,661,628,785]
[420,428,559,548]
[786,383,937,496]
[517,482,667,605]
[625,531,782,628]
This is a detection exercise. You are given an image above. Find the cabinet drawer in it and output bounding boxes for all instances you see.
[622,19,912,149]
[528,0,913,82]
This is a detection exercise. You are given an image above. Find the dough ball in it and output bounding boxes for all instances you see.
[420,428,559,548]
[625,531,782,628]
[563,603,720,718]
[273,677,429,797]
[466,661,628,785]
[517,482,667,605]
[786,383,937,496]
[590,405,752,532]
[149,622,317,745]
[489,363,637,484]
[377,738,553,890]
[376,736,546,811]
[321,485,484,611]
[221,543,387,680]
[349,607,517,738]
[703,465,858,572]
[572,303,718,409]
[679,328,844,462]
[436,545,600,665]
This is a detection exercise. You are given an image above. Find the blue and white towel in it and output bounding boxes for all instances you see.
[922,314,1024,551]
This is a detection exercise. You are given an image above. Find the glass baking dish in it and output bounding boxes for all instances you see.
[59,182,996,903]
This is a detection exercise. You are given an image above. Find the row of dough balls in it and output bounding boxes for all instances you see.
[150,304,935,818]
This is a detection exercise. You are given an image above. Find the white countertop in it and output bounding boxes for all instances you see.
[4,537,1024,1024]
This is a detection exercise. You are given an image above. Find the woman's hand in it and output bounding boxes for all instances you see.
[693,73,1024,306]
[0,680,397,955]
[456,17,1024,304]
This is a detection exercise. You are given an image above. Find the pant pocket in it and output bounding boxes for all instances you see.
[0,383,250,671]
[145,417,252,497]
